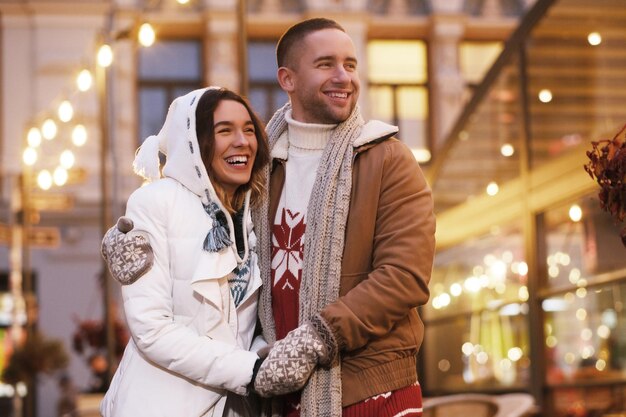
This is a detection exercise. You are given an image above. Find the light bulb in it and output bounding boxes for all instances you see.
[138,23,156,47]
[98,44,113,67]
[58,100,74,123]
[500,143,515,157]
[77,69,93,91]
[588,32,602,46]
[37,170,53,190]
[42,119,57,140]
[27,127,42,147]
[486,181,499,196]
[72,124,87,146]
[569,204,583,222]
[538,89,553,103]
[53,167,68,186]
[23,148,38,166]
[60,150,75,169]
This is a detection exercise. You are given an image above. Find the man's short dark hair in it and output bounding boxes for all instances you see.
[276,18,346,68]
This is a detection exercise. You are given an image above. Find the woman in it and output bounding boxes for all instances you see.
[100,87,270,417]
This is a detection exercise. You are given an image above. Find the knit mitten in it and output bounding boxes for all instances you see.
[253,314,339,397]
[101,216,154,285]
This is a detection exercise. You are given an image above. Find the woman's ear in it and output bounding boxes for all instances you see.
[277,67,295,93]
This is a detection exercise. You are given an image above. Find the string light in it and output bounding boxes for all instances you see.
[587,32,602,46]
[486,181,499,196]
[60,150,76,169]
[500,143,514,157]
[97,44,113,67]
[24,19,159,198]
[53,167,68,186]
[27,127,42,147]
[42,119,58,140]
[538,89,553,103]
[138,23,156,47]
[76,69,93,91]
[58,100,74,123]
[569,204,583,222]
[37,170,53,190]
[23,148,38,166]
[72,124,88,146]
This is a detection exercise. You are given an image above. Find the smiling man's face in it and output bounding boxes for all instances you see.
[280,28,360,124]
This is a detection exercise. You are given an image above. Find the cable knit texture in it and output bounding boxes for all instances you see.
[252,102,364,417]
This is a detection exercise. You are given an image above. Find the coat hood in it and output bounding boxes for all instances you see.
[133,86,221,207]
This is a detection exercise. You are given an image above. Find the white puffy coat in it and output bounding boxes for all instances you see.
[100,87,263,417]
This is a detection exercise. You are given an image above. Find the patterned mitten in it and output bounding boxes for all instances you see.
[253,315,339,397]
[101,216,154,285]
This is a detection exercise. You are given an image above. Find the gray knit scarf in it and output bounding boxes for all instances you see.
[253,102,364,417]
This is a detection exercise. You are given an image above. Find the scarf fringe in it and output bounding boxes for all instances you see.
[203,205,233,252]
[203,224,232,252]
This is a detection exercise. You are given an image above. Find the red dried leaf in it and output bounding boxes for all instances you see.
[584,124,626,247]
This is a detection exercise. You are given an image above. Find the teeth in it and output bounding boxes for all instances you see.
[327,92,348,99]
[226,156,248,165]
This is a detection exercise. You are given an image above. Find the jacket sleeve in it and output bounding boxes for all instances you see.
[120,183,258,395]
[319,140,435,352]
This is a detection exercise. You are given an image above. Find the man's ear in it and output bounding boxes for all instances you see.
[277,67,295,92]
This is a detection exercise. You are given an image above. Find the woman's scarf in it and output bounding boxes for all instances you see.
[253,102,364,417]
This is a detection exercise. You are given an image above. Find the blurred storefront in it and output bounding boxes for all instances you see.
[423,0,626,416]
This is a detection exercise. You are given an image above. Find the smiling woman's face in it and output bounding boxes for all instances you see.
[209,99,258,197]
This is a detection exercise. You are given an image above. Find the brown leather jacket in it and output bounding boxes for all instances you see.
[268,136,436,406]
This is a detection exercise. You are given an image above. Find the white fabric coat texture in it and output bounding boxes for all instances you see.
[100,87,263,417]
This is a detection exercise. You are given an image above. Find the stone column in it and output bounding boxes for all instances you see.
[427,5,466,152]
[110,14,140,200]
[1,14,35,175]
[258,0,282,13]
[303,0,367,12]
[203,2,240,91]
[387,0,409,15]
[482,0,503,18]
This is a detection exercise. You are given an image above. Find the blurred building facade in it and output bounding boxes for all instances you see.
[3,0,626,416]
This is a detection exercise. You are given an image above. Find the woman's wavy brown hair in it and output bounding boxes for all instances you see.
[195,87,270,214]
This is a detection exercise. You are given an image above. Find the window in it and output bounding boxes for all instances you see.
[539,195,626,416]
[247,41,288,123]
[137,40,203,143]
[460,41,503,100]
[423,223,530,392]
[367,40,430,163]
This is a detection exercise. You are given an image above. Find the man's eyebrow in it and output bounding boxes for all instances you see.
[313,55,335,64]
[313,55,358,64]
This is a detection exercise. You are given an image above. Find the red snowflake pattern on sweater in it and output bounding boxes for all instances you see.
[272,208,306,340]
[272,208,305,290]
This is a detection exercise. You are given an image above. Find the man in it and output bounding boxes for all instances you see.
[252,17,436,417]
